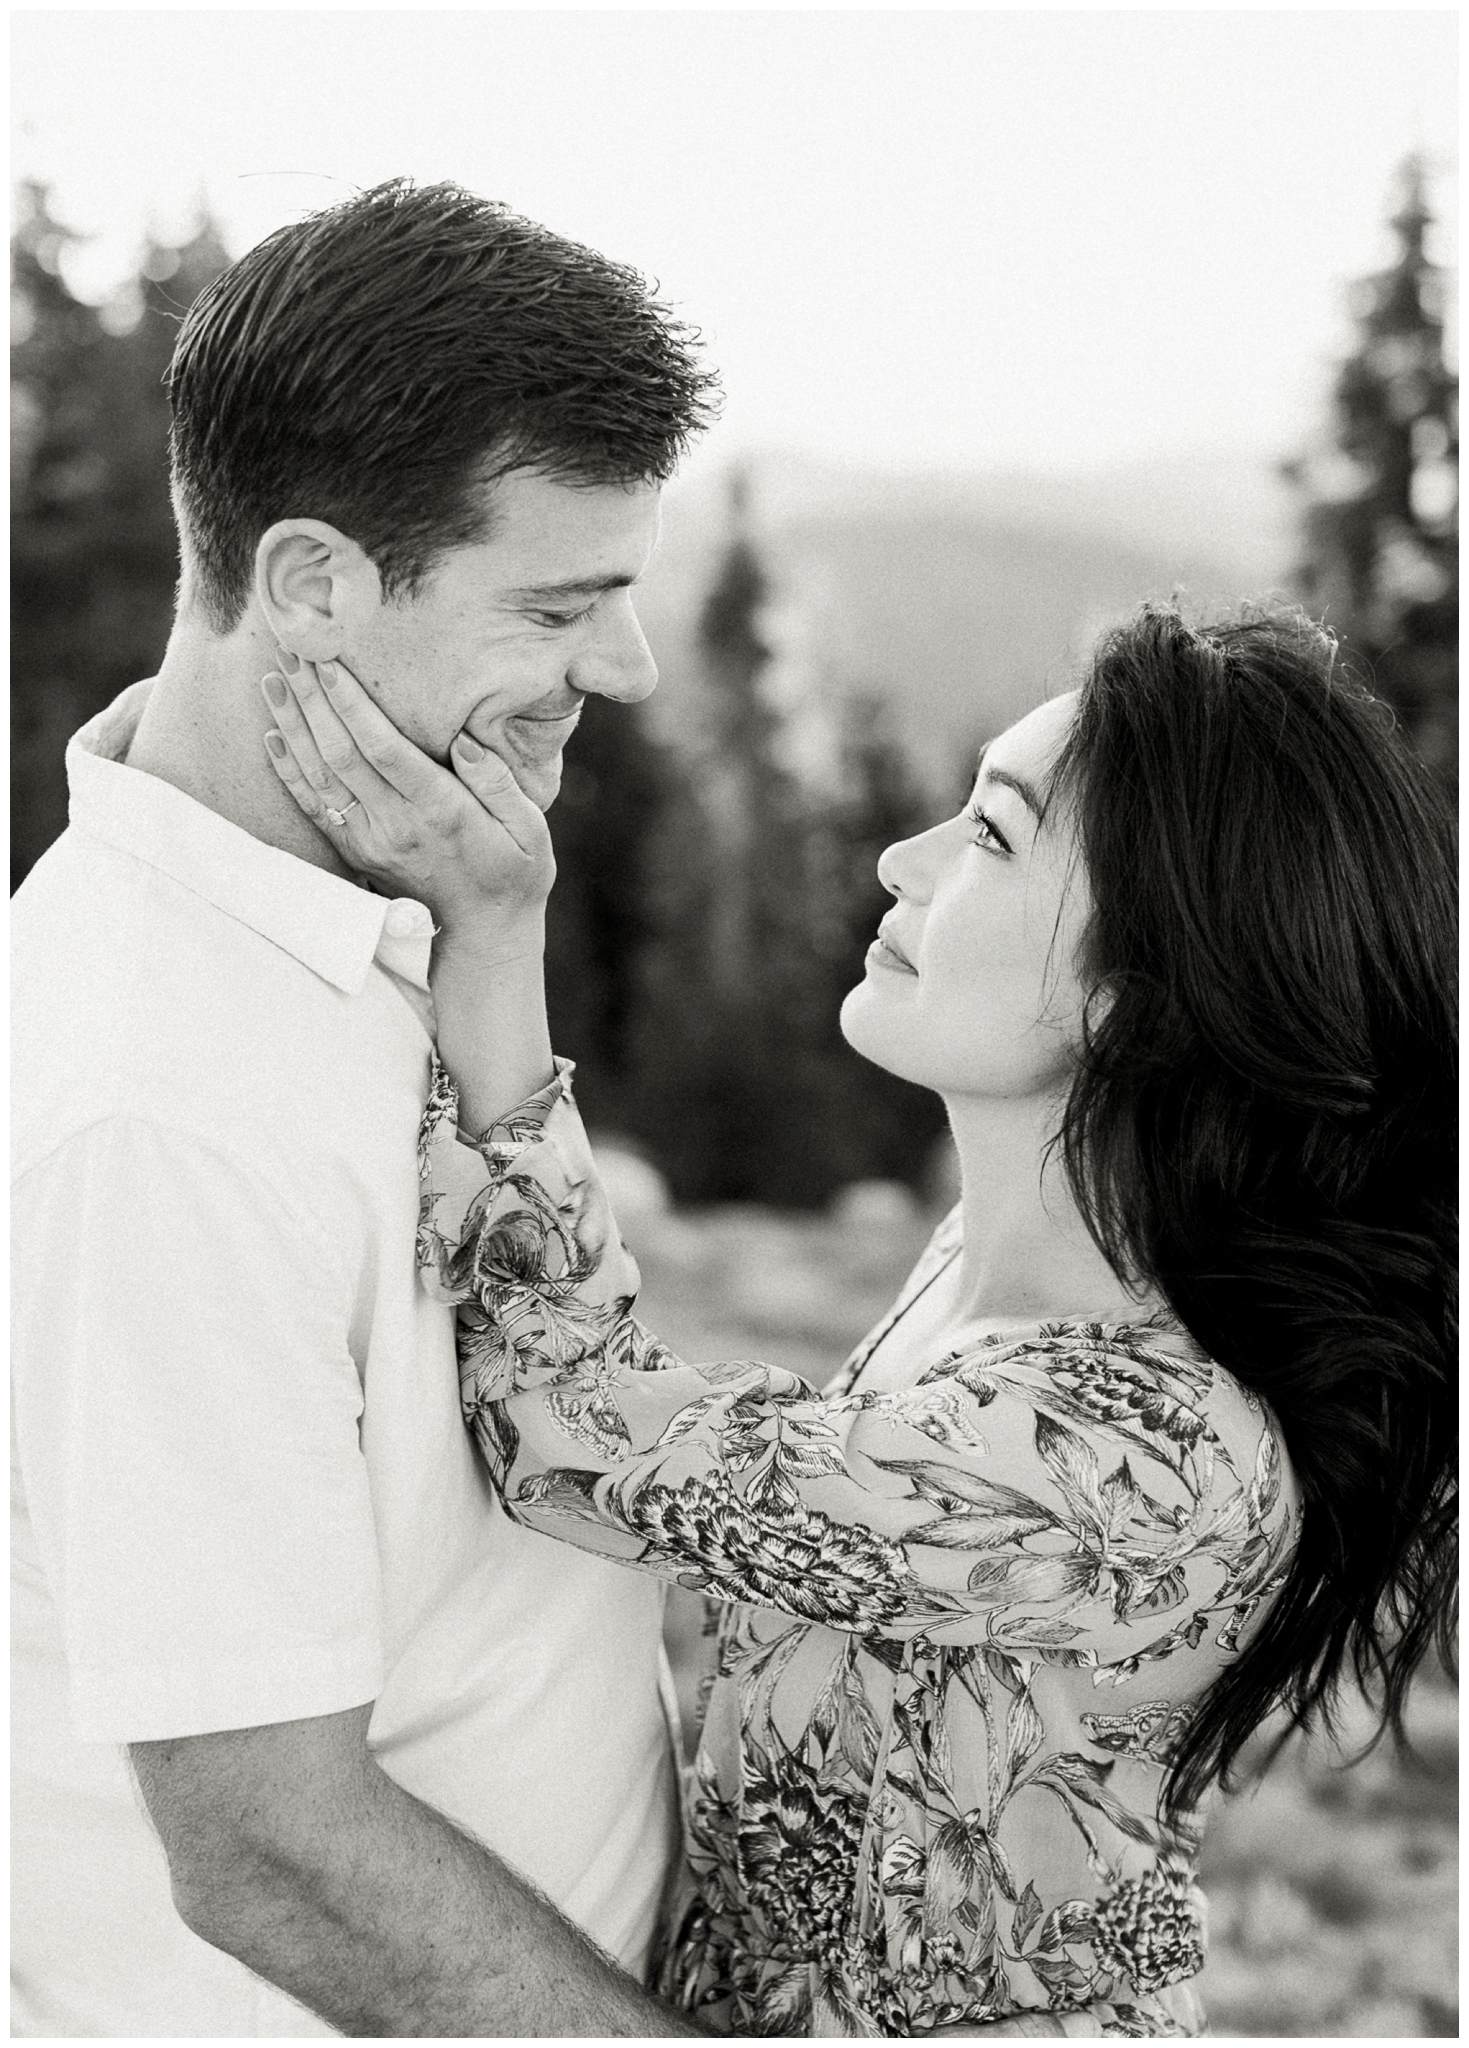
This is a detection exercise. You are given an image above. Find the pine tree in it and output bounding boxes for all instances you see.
[630,472,946,1207]
[630,468,822,1202]
[1284,155,1458,778]
[11,186,230,881]
[542,691,676,1133]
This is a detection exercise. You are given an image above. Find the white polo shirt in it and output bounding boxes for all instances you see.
[11,681,678,2038]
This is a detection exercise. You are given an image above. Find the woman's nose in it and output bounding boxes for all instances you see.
[877,823,942,903]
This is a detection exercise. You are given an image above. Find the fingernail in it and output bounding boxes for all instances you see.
[264,731,287,759]
[276,647,301,675]
[318,660,339,688]
[262,674,288,708]
[453,733,484,762]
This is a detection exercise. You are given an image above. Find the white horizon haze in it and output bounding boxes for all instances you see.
[11,8,1458,486]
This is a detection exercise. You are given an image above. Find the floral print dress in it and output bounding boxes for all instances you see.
[417,1063,1300,2039]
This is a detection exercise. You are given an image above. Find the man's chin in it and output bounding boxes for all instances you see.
[512,756,562,812]
[500,719,576,810]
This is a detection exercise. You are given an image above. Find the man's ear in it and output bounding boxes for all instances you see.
[254,519,381,660]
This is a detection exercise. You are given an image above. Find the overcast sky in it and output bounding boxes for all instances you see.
[11,8,1458,477]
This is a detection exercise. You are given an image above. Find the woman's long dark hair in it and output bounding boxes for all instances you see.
[1050,604,1456,1815]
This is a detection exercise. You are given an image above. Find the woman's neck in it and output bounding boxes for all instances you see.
[942,1087,1152,1329]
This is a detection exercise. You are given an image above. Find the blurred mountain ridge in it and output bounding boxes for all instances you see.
[724,444,1297,578]
[636,446,1298,793]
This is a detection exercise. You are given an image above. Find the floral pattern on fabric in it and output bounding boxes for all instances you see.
[419,1059,1299,2037]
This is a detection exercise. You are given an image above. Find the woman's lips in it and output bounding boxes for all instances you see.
[867,929,918,976]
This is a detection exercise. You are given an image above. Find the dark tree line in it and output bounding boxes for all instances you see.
[12,184,232,877]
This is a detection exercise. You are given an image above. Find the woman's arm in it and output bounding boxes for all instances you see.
[428,870,553,1138]
[421,1058,1296,1663]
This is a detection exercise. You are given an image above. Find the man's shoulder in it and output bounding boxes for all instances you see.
[13,830,150,1102]
[14,823,194,988]
[16,829,196,1067]
[11,826,95,935]
[13,830,428,1189]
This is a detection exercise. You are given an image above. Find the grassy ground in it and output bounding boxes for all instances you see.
[612,1167,1458,2040]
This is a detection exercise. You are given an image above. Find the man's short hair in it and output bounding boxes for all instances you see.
[167,180,720,630]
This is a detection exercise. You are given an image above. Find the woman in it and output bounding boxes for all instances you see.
[263,605,1455,2037]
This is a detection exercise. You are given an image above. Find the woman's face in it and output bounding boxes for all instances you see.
[840,692,1091,1101]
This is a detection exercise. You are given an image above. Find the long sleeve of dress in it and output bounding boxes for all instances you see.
[418,1060,1294,1667]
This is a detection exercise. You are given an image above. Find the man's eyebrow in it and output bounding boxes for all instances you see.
[976,744,1047,825]
[507,572,639,602]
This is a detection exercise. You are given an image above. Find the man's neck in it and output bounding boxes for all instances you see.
[125,611,353,878]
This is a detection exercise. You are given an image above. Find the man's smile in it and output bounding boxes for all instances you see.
[512,704,584,725]
[502,703,584,765]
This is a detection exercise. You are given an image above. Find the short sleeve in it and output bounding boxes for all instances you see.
[11,1119,385,1742]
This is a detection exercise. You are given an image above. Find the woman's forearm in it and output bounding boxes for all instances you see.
[429,919,554,1137]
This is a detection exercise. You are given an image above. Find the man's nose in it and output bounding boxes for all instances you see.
[567,598,659,704]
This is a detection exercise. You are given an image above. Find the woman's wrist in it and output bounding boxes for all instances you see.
[430,930,555,1133]
[430,905,547,975]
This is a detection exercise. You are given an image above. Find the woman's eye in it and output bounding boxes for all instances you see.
[965,804,1011,855]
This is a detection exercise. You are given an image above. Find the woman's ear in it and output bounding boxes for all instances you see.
[254,519,381,660]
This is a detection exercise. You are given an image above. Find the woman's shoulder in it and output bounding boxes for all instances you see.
[821,1309,1300,1663]
[920,1312,1300,1524]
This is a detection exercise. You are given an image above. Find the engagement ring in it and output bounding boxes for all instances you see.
[325,799,361,827]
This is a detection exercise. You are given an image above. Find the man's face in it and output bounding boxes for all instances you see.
[344,470,663,808]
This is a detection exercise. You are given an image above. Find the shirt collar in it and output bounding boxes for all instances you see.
[66,681,436,996]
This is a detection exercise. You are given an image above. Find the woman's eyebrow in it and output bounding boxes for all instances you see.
[976,746,1046,824]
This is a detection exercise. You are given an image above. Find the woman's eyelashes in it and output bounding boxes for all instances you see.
[965,799,1012,855]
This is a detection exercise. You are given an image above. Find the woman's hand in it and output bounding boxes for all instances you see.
[263,651,557,1128]
[261,653,555,958]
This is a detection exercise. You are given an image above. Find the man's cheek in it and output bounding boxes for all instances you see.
[377,668,463,766]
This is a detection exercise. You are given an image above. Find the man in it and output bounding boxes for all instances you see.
[11,179,718,2037]
[12,177,1101,2042]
